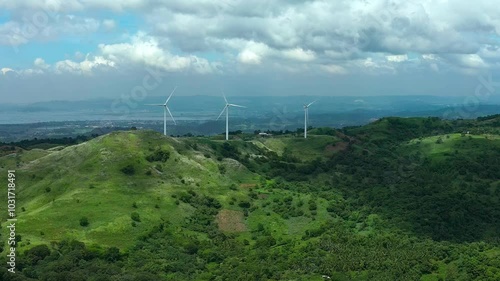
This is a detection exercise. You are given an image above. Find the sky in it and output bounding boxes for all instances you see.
[1,0,500,103]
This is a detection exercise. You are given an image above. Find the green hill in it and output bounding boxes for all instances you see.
[2,131,261,249]
[1,116,500,280]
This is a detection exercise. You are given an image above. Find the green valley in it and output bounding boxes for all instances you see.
[1,115,500,280]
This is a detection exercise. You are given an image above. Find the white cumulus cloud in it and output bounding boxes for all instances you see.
[386,54,408,63]
[282,48,316,62]
[54,55,115,75]
[98,33,213,73]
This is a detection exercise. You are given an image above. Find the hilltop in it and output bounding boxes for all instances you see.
[1,115,500,280]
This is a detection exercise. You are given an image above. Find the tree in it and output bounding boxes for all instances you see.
[104,247,121,262]
[25,244,51,265]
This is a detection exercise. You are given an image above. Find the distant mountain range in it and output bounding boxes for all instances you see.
[1,95,500,124]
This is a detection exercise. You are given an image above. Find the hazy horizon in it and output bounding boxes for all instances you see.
[1,94,499,125]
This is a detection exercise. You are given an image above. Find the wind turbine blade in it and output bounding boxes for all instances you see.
[222,92,228,104]
[228,104,246,108]
[145,104,164,106]
[166,106,176,125]
[165,86,177,104]
[216,106,226,121]
[307,100,316,107]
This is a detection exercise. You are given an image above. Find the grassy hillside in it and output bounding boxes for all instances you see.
[251,134,340,160]
[1,131,261,249]
[1,116,500,280]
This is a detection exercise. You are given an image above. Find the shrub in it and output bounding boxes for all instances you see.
[326,203,336,213]
[308,200,317,211]
[104,247,121,262]
[239,201,251,208]
[218,164,226,174]
[80,217,89,227]
[255,235,276,248]
[257,223,265,232]
[120,164,135,175]
[131,212,141,222]
[146,149,170,162]
[184,243,199,255]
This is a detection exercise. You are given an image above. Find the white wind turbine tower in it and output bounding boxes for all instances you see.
[303,101,315,139]
[145,86,177,135]
[216,93,246,140]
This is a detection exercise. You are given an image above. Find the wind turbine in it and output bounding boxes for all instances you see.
[216,93,245,140]
[145,86,177,135]
[303,101,315,139]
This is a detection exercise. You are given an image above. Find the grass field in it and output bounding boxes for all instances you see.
[405,133,500,157]
[252,134,340,160]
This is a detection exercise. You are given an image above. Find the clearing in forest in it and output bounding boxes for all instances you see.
[216,209,247,232]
